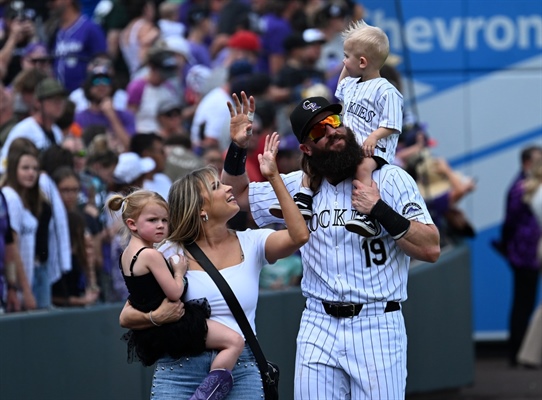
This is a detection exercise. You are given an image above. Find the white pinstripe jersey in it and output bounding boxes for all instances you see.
[335,77,403,164]
[249,165,433,304]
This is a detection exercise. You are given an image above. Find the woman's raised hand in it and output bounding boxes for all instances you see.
[258,132,280,180]
[227,91,255,149]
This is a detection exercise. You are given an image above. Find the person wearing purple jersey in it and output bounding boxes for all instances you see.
[49,0,107,93]
[185,5,213,69]
[495,145,542,366]
[251,0,297,76]
[270,21,403,239]
[222,92,440,400]
[75,65,134,151]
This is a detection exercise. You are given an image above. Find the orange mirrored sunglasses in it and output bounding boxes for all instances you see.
[307,114,342,143]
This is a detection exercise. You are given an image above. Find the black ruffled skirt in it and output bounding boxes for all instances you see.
[122,298,211,366]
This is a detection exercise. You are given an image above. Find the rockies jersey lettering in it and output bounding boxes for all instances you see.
[346,101,376,123]
[306,208,370,231]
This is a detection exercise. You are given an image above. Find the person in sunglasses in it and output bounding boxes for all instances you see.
[75,65,135,151]
[269,21,403,238]
[222,92,440,399]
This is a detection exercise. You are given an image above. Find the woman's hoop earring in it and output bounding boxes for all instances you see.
[202,214,209,222]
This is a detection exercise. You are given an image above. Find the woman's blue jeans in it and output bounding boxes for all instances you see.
[150,344,263,399]
[32,261,51,309]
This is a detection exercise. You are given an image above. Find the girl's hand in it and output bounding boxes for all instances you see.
[169,253,189,276]
[258,132,280,179]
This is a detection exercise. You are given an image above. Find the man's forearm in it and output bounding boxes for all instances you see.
[119,301,153,329]
[396,222,440,263]
[105,111,130,149]
[221,170,251,212]
[221,140,251,212]
[119,298,184,329]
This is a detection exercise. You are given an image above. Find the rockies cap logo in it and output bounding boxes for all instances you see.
[303,100,322,113]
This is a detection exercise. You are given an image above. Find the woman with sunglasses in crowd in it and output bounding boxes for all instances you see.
[75,65,135,152]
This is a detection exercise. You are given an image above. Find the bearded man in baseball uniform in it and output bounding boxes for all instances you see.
[222,93,441,399]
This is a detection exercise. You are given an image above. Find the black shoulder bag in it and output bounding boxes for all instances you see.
[185,242,280,400]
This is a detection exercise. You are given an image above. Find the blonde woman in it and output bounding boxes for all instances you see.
[119,132,309,399]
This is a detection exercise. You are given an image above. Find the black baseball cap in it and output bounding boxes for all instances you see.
[148,49,178,70]
[283,33,308,52]
[188,5,210,26]
[290,97,342,143]
[323,3,350,19]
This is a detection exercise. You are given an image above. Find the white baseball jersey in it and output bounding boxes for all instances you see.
[250,166,432,303]
[335,77,403,164]
[249,165,433,399]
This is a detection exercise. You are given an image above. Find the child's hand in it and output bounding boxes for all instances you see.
[169,254,189,276]
[258,132,280,179]
[362,137,377,157]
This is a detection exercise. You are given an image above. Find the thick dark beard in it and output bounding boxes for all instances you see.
[306,127,363,184]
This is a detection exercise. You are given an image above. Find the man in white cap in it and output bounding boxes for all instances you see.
[129,133,172,200]
[113,151,156,187]
[0,78,67,173]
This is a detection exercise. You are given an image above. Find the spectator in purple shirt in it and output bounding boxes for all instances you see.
[498,145,542,366]
[186,4,213,68]
[75,65,134,151]
[49,0,107,93]
[251,0,300,75]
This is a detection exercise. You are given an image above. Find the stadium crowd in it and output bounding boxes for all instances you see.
[0,0,473,313]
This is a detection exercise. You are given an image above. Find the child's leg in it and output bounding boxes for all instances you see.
[300,172,311,194]
[345,158,381,237]
[207,319,245,371]
[356,157,378,186]
[189,321,242,400]
[269,172,313,220]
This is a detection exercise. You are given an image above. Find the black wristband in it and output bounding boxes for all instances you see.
[370,199,411,240]
[223,142,247,176]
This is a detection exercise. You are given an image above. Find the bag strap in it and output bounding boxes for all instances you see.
[185,242,269,374]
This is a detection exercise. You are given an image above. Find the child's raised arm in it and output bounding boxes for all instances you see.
[338,65,350,83]
[259,133,310,264]
[363,127,398,157]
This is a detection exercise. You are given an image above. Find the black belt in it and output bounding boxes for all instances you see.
[322,301,400,318]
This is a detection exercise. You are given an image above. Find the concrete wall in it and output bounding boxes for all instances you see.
[404,243,475,393]
[0,243,473,399]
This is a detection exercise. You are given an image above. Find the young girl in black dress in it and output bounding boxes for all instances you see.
[106,189,244,400]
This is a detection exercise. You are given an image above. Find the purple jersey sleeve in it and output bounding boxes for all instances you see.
[126,79,147,107]
[86,22,107,57]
